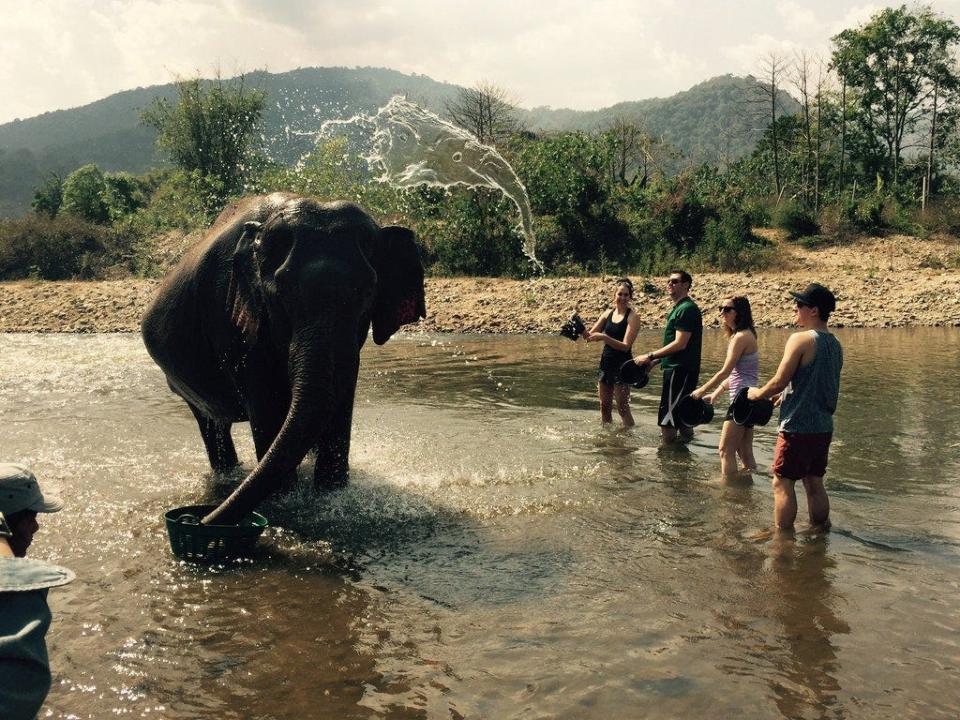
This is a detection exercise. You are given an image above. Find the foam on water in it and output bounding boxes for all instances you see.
[311,96,541,269]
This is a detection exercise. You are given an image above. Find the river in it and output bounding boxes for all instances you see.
[1,329,958,719]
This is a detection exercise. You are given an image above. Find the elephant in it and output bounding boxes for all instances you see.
[141,192,426,525]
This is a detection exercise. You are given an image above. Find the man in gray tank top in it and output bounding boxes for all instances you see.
[747,284,843,530]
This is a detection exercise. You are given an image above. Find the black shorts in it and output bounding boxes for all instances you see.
[658,367,698,427]
[724,403,754,429]
[597,351,632,386]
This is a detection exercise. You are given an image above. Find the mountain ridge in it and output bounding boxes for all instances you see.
[0,67,799,217]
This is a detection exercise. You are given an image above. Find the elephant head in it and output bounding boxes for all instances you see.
[202,198,425,525]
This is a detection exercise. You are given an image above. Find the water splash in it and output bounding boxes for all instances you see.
[317,96,540,269]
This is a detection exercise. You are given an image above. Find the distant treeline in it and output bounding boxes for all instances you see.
[2,4,959,281]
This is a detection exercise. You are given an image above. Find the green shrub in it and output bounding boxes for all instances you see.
[915,198,960,236]
[419,191,529,277]
[61,164,110,224]
[696,208,776,271]
[31,173,63,217]
[842,194,884,234]
[121,170,218,237]
[742,195,775,227]
[774,201,820,239]
[0,214,122,279]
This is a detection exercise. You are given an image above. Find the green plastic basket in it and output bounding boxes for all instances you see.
[164,504,268,563]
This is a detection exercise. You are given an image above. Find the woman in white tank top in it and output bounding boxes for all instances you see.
[690,296,760,480]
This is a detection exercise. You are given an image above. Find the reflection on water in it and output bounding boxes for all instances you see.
[0,329,958,719]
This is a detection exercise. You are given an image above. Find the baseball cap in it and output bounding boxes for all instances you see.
[0,464,64,515]
[790,283,836,315]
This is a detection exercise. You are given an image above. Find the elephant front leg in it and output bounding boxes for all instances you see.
[313,395,352,491]
[188,403,239,473]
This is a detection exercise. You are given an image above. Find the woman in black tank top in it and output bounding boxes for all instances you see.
[586,279,641,426]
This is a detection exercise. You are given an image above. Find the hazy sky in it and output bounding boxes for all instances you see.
[2,0,959,125]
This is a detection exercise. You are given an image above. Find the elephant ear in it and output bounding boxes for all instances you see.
[226,220,264,347]
[371,226,426,345]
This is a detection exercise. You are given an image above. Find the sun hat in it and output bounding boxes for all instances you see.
[0,464,64,515]
[730,387,775,427]
[619,358,651,388]
[790,283,836,315]
[676,395,715,428]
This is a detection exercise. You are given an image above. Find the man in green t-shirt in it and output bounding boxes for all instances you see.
[635,270,703,443]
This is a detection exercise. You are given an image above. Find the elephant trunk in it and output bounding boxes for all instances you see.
[201,330,344,525]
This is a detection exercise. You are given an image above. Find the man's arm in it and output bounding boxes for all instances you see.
[748,332,811,401]
[637,329,691,366]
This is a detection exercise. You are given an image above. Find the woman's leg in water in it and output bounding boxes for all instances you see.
[613,383,635,427]
[718,420,745,478]
[598,382,614,424]
[737,427,757,471]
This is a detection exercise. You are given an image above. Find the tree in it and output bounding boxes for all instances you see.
[61,164,110,224]
[599,116,668,188]
[31,173,63,217]
[832,5,960,187]
[141,72,266,203]
[750,54,791,198]
[444,81,524,146]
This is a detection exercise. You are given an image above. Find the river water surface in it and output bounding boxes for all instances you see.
[1,329,958,719]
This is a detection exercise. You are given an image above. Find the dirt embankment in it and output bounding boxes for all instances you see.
[1,234,958,333]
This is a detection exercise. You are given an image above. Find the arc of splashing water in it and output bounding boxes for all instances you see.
[318,96,541,271]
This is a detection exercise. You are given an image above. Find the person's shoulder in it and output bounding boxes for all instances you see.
[683,297,702,317]
[786,330,816,350]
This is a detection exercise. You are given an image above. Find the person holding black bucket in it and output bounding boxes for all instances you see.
[634,270,703,444]
[690,296,760,479]
[748,283,843,530]
[586,278,641,427]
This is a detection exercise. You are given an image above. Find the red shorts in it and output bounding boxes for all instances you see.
[772,432,833,480]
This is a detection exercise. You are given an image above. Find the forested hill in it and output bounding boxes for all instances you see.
[521,75,802,164]
[0,67,463,216]
[0,68,797,217]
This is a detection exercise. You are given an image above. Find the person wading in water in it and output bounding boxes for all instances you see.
[585,278,641,427]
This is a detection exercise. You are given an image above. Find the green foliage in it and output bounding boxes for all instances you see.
[0,213,121,279]
[60,164,153,225]
[774,201,820,239]
[421,191,528,277]
[61,164,110,223]
[741,195,775,227]
[832,5,960,185]
[916,198,960,236]
[141,73,266,210]
[511,131,630,270]
[31,173,63,217]
[119,170,219,236]
[843,194,885,234]
[696,208,773,270]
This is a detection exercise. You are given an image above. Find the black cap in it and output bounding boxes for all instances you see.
[790,283,836,315]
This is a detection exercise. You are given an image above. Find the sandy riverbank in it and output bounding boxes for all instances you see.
[1,234,958,333]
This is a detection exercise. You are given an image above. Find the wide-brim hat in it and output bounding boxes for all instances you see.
[0,464,64,515]
[619,358,650,388]
[730,387,775,426]
[676,395,715,428]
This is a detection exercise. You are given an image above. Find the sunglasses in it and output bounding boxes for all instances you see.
[719,306,735,313]
[795,301,812,309]
[667,278,684,285]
